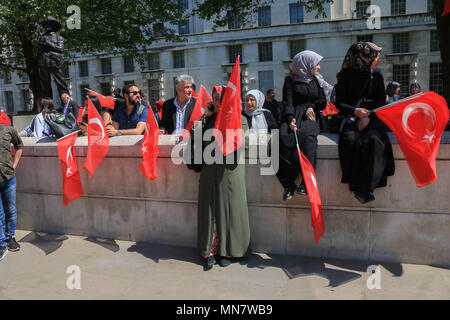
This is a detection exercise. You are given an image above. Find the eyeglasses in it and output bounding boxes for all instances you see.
[129,90,142,96]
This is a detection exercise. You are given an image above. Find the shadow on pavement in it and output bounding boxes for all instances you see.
[84,237,120,253]
[18,231,68,255]
[127,242,202,266]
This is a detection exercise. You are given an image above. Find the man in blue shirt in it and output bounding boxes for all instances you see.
[107,84,160,136]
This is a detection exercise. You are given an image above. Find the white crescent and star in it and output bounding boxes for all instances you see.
[401,102,437,145]
[310,173,317,189]
[88,117,105,145]
[66,146,74,177]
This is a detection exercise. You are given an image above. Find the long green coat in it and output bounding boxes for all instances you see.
[188,114,250,258]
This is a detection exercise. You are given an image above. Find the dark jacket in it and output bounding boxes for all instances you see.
[64,99,79,120]
[243,111,278,133]
[160,97,197,134]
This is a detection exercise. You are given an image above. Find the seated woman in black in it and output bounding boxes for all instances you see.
[243,89,278,134]
[335,42,395,203]
[278,50,328,200]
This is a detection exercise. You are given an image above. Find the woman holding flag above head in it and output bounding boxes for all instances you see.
[335,42,395,204]
[278,50,329,200]
[187,74,251,271]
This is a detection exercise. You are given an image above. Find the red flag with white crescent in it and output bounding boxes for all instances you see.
[443,0,450,16]
[139,101,160,180]
[322,102,339,116]
[57,131,83,207]
[83,97,110,178]
[85,89,115,110]
[296,146,325,243]
[181,85,212,140]
[374,92,449,187]
[77,107,87,123]
[214,56,242,156]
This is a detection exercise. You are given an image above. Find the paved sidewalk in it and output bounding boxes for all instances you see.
[0,230,449,300]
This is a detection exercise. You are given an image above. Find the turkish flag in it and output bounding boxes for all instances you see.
[57,131,83,207]
[182,85,212,139]
[296,146,325,243]
[322,102,339,116]
[77,107,87,123]
[0,111,11,126]
[374,92,449,187]
[214,56,242,156]
[85,89,115,110]
[83,97,109,179]
[443,0,450,16]
[139,102,160,180]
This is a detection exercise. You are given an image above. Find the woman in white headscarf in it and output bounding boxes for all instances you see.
[278,50,328,200]
[243,89,278,134]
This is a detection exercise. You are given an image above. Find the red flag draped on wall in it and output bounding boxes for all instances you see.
[374,92,449,187]
[443,0,450,16]
[85,89,115,110]
[57,131,83,206]
[83,97,110,178]
[214,56,242,156]
[182,85,212,139]
[139,102,160,180]
[322,102,339,116]
[295,133,325,243]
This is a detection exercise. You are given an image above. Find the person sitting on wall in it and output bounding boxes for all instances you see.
[160,75,197,135]
[106,84,160,137]
[60,92,79,120]
[19,97,54,137]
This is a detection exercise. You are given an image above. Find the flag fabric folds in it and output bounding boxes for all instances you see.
[214,56,242,156]
[57,131,83,207]
[374,92,449,187]
[85,88,115,110]
[139,102,160,180]
[322,102,339,116]
[83,97,110,179]
[183,85,211,139]
[443,0,450,16]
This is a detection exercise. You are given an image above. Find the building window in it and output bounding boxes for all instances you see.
[79,61,89,77]
[18,71,29,82]
[357,34,373,43]
[100,82,111,96]
[356,1,371,18]
[173,50,185,69]
[228,13,241,30]
[62,63,70,78]
[21,89,31,110]
[429,63,443,95]
[101,58,112,75]
[178,20,190,35]
[393,33,409,53]
[427,0,433,12]
[79,84,90,104]
[228,45,242,64]
[258,43,273,62]
[430,30,439,52]
[391,0,406,15]
[153,23,164,37]
[258,6,271,27]
[289,39,306,59]
[123,80,135,87]
[147,53,160,70]
[289,3,304,24]
[123,56,134,73]
[259,71,274,96]
[3,72,11,84]
[148,79,160,106]
[393,64,410,97]
[4,91,14,113]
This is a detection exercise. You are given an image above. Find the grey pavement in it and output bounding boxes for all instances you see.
[0,230,449,300]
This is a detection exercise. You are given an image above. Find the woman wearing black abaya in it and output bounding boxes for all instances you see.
[278,50,329,200]
[335,42,395,203]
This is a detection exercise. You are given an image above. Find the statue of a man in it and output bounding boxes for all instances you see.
[39,17,69,100]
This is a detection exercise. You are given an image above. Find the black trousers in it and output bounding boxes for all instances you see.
[277,120,319,190]
[39,65,69,99]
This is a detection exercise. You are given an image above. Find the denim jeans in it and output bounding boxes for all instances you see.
[0,176,17,247]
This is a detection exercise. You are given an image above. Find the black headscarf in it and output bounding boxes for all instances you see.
[341,42,382,74]
[386,82,401,97]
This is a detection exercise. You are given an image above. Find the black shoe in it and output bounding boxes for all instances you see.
[218,257,231,267]
[368,192,375,202]
[296,184,307,195]
[0,246,7,261]
[354,191,373,204]
[283,188,294,200]
[203,255,216,271]
[7,237,20,252]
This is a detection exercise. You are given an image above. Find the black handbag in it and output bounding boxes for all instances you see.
[45,112,80,139]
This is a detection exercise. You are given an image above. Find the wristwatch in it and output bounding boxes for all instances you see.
[117,129,122,136]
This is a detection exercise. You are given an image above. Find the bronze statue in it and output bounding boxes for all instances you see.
[39,17,69,100]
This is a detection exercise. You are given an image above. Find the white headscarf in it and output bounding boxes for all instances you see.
[292,50,334,101]
[244,89,270,134]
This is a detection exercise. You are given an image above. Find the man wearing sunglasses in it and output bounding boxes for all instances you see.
[107,84,160,137]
